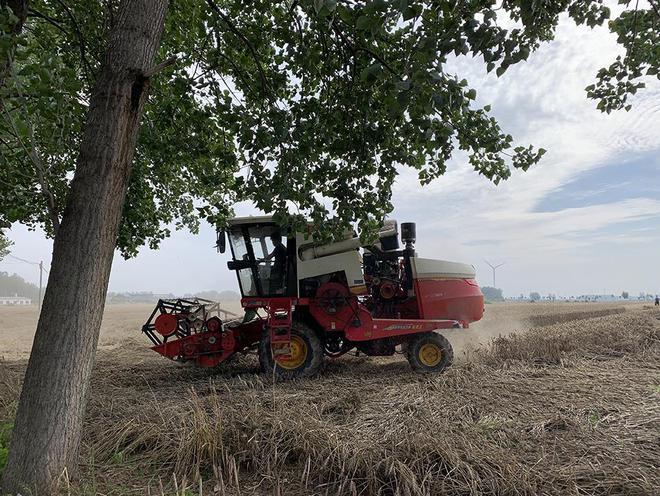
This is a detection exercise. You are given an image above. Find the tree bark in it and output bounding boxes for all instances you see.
[1,0,169,493]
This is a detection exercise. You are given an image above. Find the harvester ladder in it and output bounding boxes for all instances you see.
[266,298,294,358]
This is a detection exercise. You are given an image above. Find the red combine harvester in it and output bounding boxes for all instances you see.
[141,217,484,377]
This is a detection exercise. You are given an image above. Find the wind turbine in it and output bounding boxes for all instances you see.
[484,260,505,288]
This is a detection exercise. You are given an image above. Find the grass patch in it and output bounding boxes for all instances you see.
[0,421,13,476]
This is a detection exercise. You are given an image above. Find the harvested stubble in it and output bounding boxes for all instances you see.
[0,308,657,495]
[525,306,627,328]
[478,310,657,365]
[74,309,660,496]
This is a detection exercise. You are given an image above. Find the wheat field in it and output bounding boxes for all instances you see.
[0,301,658,495]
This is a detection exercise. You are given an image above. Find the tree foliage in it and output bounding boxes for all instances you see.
[481,286,503,302]
[0,270,38,298]
[586,1,660,112]
[0,0,657,254]
[0,0,27,87]
[0,232,11,260]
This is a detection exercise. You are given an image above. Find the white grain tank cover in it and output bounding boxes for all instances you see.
[411,258,476,280]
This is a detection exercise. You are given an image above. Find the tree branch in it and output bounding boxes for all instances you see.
[1,98,61,235]
[54,0,95,81]
[205,0,274,100]
[27,8,69,35]
[27,123,61,235]
[210,38,262,101]
[330,20,399,77]
[649,0,660,19]
[144,55,176,78]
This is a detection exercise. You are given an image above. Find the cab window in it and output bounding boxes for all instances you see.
[227,224,289,297]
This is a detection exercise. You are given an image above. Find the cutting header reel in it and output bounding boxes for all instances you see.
[141,298,226,344]
[141,298,257,368]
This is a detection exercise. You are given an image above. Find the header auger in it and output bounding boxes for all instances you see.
[140,217,484,377]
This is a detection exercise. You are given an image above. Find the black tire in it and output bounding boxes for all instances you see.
[259,321,323,379]
[405,332,453,373]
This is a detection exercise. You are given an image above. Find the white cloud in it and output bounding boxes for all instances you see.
[390,9,660,295]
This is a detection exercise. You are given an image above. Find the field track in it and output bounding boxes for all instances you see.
[0,302,658,495]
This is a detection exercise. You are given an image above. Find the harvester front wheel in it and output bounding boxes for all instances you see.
[405,332,453,373]
[259,321,322,379]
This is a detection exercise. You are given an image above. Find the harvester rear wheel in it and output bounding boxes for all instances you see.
[405,332,453,373]
[259,321,322,379]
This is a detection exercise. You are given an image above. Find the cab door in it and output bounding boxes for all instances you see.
[226,224,297,297]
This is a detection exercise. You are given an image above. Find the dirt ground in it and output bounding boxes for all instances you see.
[1,301,658,495]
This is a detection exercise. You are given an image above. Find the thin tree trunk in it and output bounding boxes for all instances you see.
[1,0,169,493]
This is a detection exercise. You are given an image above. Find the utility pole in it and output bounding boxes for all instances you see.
[6,254,47,307]
[38,260,43,309]
[485,260,505,288]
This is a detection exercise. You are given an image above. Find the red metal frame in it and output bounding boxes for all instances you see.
[243,291,467,344]
[152,331,232,368]
[414,278,483,325]
[145,277,483,369]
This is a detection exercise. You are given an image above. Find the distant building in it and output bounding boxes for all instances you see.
[0,296,32,305]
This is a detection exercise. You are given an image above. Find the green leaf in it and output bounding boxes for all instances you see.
[396,80,411,91]
[519,46,530,60]
[356,15,371,30]
[360,63,383,82]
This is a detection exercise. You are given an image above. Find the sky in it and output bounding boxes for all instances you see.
[2,7,659,298]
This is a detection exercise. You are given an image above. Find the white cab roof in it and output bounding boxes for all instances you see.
[228,215,275,226]
[411,258,476,280]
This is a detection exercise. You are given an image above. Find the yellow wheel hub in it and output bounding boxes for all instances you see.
[419,343,442,367]
[275,335,308,370]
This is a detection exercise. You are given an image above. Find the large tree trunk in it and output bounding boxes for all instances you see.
[1,0,169,493]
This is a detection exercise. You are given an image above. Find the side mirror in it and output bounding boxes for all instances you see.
[216,230,226,253]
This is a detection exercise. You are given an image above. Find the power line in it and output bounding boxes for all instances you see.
[7,253,40,266]
[4,253,49,308]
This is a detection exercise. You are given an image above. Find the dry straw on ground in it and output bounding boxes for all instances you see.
[1,306,659,495]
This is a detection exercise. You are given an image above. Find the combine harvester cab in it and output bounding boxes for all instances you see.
[141,217,484,377]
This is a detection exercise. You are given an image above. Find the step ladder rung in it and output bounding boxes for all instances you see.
[266,299,294,357]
